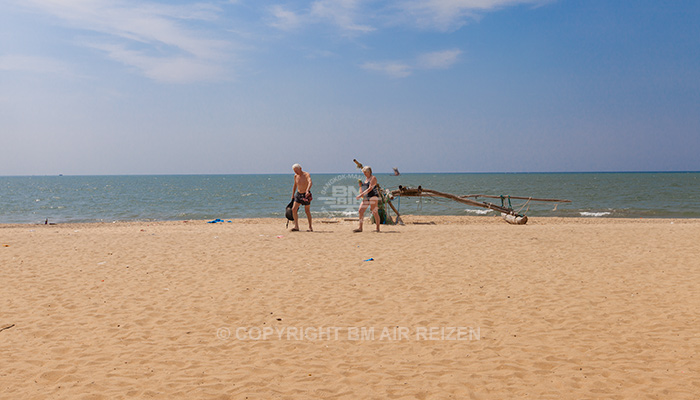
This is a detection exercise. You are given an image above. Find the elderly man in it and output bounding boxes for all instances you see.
[291,164,313,232]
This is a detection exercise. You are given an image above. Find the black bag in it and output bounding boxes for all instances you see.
[285,199,295,227]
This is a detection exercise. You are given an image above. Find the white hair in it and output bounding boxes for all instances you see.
[292,163,302,170]
[362,166,372,174]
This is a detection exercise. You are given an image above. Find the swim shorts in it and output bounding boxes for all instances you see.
[294,191,312,206]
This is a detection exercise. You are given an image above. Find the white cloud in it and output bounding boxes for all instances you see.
[13,0,553,82]
[417,49,462,69]
[397,0,553,31]
[0,54,70,75]
[361,61,413,78]
[268,5,304,31]
[17,0,231,83]
[310,0,375,34]
[88,43,226,84]
[267,0,375,35]
[363,49,462,78]
[267,0,553,33]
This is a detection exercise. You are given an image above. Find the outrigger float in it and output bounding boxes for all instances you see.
[353,159,571,225]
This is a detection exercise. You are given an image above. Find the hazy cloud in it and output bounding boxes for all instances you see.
[416,49,462,69]
[396,0,553,30]
[267,0,553,33]
[87,43,226,84]
[0,54,71,75]
[361,61,413,78]
[14,0,552,82]
[310,0,375,34]
[268,0,375,34]
[363,49,461,78]
[17,0,231,82]
[268,5,304,31]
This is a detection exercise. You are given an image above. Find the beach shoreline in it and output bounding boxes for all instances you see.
[2,216,699,398]
[2,214,700,229]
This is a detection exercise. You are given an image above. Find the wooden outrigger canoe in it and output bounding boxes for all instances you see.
[389,186,571,225]
[352,159,570,225]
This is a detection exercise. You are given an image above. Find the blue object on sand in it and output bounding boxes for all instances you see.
[363,258,374,262]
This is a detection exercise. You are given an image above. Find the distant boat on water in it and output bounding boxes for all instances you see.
[392,167,400,176]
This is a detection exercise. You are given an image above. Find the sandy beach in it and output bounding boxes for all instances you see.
[1,216,699,399]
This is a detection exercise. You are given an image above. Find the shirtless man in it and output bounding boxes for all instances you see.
[291,164,313,232]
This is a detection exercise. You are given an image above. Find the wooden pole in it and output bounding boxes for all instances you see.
[461,194,571,203]
[386,198,404,225]
[392,187,520,216]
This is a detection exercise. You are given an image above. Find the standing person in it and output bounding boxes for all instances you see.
[354,166,380,232]
[291,164,313,232]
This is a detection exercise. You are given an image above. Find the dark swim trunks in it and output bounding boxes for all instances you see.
[294,191,313,206]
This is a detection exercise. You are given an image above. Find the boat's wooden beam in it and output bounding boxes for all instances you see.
[462,194,571,203]
[391,186,520,216]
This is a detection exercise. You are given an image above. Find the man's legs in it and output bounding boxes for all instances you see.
[304,204,312,231]
[292,202,301,231]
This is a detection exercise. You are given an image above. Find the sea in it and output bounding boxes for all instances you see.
[1,172,699,224]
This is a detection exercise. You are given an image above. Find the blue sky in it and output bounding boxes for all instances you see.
[1,0,698,175]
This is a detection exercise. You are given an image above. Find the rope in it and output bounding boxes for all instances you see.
[516,197,532,215]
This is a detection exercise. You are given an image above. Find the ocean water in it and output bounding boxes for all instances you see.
[0,172,698,224]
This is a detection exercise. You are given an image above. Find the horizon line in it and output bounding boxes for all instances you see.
[2,170,699,178]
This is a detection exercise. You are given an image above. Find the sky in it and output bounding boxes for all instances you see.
[1,0,699,175]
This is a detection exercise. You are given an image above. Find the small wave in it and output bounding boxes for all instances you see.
[580,211,611,217]
[465,209,493,215]
[241,193,256,197]
[316,210,358,218]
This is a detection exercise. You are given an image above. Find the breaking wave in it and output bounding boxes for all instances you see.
[464,209,494,215]
[580,211,611,217]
